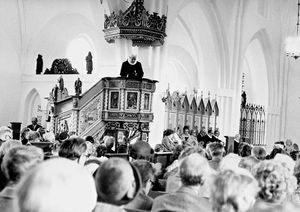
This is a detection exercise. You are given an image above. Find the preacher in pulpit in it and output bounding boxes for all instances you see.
[120,54,144,80]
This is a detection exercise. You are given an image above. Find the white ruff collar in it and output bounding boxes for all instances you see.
[128,58,137,65]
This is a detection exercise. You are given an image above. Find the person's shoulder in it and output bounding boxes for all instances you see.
[152,192,171,204]
[94,202,126,212]
[27,124,33,129]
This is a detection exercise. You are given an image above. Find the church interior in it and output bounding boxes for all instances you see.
[0,0,300,211]
[1,0,299,149]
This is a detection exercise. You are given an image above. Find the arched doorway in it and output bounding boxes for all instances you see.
[242,38,269,106]
[23,89,42,126]
[240,38,269,145]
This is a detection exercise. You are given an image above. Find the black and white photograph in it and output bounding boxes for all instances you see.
[0,0,300,212]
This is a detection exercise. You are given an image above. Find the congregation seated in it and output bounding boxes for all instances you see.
[253,160,297,208]
[69,131,78,138]
[203,128,216,147]
[238,155,259,174]
[0,140,22,158]
[251,146,267,160]
[273,153,296,173]
[210,168,259,212]
[58,137,88,165]
[117,144,128,153]
[180,126,197,147]
[84,158,102,177]
[0,145,44,212]
[0,140,22,191]
[252,201,299,212]
[239,142,252,157]
[130,140,153,161]
[16,158,97,212]
[2,120,300,212]
[125,160,155,211]
[94,157,141,212]
[163,145,184,179]
[20,127,30,145]
[57,131,69,143]
[161,129,181,152]
[197,127,207,148]
[0,126,12,143]
[165,146,206,194]
[292,159,300,206]
[207,142,225,172]
[27,131,42,144]
[212,129,223,143]
[151,153,213,212]
[95,144,108,162]
[220,153,241,171]
[104,136,116,153]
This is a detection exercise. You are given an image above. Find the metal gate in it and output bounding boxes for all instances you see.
[239,91,266,145]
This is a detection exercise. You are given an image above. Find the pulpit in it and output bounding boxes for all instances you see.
[51,77,158,145]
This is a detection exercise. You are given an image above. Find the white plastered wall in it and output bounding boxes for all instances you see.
[0,0,295,149]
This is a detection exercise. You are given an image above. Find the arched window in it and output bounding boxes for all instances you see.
[24,89,42,125]
[66,35,95,74]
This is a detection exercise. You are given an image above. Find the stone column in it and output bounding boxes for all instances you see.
[104,0,167,147]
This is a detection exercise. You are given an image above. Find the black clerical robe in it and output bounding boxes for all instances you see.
[120,61,144,80]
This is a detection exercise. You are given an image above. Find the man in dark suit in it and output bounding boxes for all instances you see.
[120,54,144,80]
[203,128,215,148]
[197,127,207,147]
[27,117,42,131]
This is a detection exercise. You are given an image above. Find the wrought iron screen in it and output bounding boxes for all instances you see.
[239,92,266,145]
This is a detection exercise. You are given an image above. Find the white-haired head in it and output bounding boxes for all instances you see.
[128,54,137,65]
[220,153,241,171]
[274,153,295,173]
[0,126,12,141]
[17,158,97,212]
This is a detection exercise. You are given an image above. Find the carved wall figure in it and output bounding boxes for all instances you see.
[241,91,247,108]
[86,52,93,74]
[58,76,64,92]
[74,77,82,96]
[51,84,59,102]
[36,54,43,74]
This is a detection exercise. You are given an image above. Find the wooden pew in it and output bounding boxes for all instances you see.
[153,152,173,169]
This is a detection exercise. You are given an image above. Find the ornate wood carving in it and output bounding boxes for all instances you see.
[103,0,167,46]
[52,77,157,144]
[44,58,79,74]
[162,90,219,134]
[239,91,266,145]
[79,95,102,133]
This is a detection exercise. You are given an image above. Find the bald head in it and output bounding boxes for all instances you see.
[130,141,152,160]
[95,158,139,205]
[31,117,38,125]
